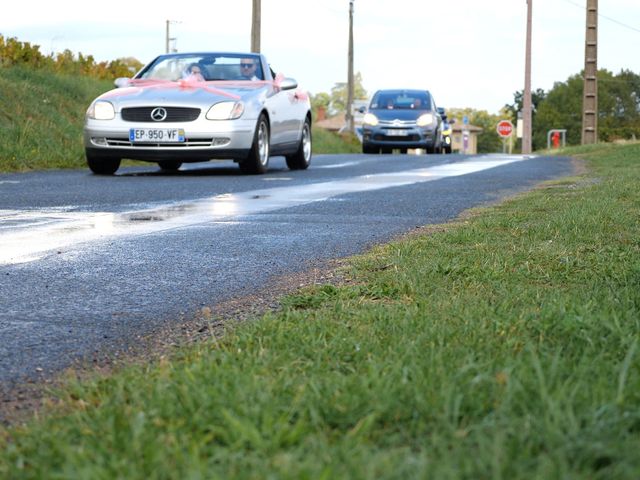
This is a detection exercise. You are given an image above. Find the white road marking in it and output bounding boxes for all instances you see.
[314,161,365,169]
[0,155,529,265]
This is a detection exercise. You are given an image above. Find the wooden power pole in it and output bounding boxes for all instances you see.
[345,0,355,134]
[582,0,598,144]
[251,0,261,53]
[522,0,533,154]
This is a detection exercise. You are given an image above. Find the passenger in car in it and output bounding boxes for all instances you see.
[184,63,205,81]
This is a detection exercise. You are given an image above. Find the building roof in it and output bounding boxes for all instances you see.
[315,113,346,131]
[451,123,483,133]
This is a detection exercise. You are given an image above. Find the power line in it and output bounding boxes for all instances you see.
[561,0,640,34]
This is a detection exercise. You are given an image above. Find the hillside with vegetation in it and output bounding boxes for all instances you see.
[0,65,113,171]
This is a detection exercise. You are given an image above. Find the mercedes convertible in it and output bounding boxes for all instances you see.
[84,52,312,175]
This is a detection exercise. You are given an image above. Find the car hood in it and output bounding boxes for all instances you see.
[370,109,433,122]
[96,80,269,108]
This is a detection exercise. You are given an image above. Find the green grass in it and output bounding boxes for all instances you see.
[0,65,359,173]
[1,142,638,478]
[312,127,362,154]
[0,66,113,171]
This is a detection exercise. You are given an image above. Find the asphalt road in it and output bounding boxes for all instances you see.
[0,152,574,387]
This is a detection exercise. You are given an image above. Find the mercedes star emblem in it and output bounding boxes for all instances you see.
[150,107,168,122]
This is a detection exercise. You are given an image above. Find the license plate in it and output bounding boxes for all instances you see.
[386,129,408,136]
[129,128,185,143]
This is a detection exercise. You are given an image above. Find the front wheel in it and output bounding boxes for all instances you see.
[239,114,270,174]
[86,152,121,175]
[286,117,311,170]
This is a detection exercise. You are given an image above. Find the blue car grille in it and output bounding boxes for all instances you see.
[378,119,417,127]
[121,107,201,122]
[374,133,420,141]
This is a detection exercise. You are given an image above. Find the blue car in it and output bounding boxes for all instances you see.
[361,89,443,154]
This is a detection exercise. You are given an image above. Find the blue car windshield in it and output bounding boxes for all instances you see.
[370,92,431,110]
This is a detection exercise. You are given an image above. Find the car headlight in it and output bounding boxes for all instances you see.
[206,101,244,120]
[363,113,378,126]
[88,101,115,120]
[417,113,434,127]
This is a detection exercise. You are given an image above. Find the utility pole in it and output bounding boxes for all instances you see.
[165,20,178,53]
[582,0,598,144]
[345,0,355,134]
[522,0,533,154]
[251,0,261,53]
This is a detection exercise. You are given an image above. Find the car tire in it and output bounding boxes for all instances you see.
[399,148,408,154]
[239,114,270,174]
[381,148,392,154]
[286,117,311,170]
[158,160,182,171]
[362,144,378,154]
[86,152,121,175]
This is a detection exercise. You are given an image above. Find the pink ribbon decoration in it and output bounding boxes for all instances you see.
[101,77,309,103]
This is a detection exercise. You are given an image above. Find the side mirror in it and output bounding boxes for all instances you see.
[114,77,131,88]
[358,106,366,114]
[279,77,298,90]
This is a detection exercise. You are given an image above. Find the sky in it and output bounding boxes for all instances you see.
[1,0,639,114]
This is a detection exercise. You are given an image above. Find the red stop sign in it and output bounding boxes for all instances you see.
[497,120,514,137]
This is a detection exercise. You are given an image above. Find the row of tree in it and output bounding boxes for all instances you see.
[506,69,640,150]
[0,35,142,80]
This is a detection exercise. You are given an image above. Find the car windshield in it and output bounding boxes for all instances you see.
[138,54,264,82]
[370,92,431,111]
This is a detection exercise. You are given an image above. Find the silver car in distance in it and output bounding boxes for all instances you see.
[84,52,312,175]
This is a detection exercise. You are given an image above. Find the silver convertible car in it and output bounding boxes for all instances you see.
[84,52,312,174]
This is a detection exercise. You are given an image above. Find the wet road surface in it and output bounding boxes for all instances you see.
[0,153,574,387]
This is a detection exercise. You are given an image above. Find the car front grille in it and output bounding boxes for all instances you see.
[378,119,417,127]
[373,133,421,141]
[121,107,201,122]
[105,137,214,147]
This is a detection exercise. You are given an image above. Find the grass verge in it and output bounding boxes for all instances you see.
[1,143,639,478]
[0,66,112,171]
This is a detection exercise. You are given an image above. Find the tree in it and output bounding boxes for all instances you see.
[329,72,367,114]
[533,75,582,147]
[533,69,640,148]
[311,92,331,111]
[448,108,504,153]
[503,88,547,150]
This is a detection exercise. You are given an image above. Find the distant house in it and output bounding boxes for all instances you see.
[451,122,483,154]
[315,109,345,132]
[315,100,368,133]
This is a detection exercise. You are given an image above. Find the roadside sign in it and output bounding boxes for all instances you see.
[497,120,514,138]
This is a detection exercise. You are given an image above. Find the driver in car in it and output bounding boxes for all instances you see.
[238,58,260,80]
